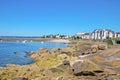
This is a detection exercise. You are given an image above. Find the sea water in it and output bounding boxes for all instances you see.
[0,41,66,67]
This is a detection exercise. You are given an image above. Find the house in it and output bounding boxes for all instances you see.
[76,32,86,38]
[56,34,60,39]
[92,29,115,40]
[115,32,120,38]
[82,33,92,39]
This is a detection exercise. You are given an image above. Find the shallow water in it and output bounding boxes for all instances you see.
[0,41,66,67]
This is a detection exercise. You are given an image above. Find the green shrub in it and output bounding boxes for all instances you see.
[106,39,113,45]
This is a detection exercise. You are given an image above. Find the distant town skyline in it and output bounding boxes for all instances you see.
[0,0,120,36]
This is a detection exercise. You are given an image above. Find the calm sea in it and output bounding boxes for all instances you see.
[0,41,66,67]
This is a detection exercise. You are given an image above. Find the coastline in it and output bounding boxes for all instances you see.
[0,38,70,44]
[0,38,51,42]
[0,40,120,80]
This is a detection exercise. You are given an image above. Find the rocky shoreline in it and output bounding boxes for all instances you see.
[0,40,120,80]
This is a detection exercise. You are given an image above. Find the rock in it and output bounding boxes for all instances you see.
[91,48,98,53]
[14,52,19,54]
[37,48,50,54]
[26,68,31,71]
[12,77,28,80]
[98,44,108,50]
[57,60,70,71]
[1,40,120,80]
[63,60,70,66]
[71,59,103,76]
[106,74,120,80]
[57,54,68,59]
[73,45,92,56]
[104,69,118,75]
[26,51,35,56]
[91,56,105,64]
[81,45,91,55]
[30,48,52,60]
[91,45,98,53]
[50,68,64,74]
[58,76,63,80]
[52,48,61,53]
[6,64,21,67]
[108,60,120,67]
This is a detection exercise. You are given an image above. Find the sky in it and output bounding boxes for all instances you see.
[0,0,120,36]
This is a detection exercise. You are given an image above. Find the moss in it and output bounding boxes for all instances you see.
[106,39,113,45]
[0,55,65,79]
[32,56,64,69]
[0,69,19,79]
[106,38,120,45]
[50,68,64,75]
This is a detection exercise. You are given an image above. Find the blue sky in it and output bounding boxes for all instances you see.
[0,0,120,36]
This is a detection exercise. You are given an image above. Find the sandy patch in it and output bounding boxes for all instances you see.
[50,39,70,43]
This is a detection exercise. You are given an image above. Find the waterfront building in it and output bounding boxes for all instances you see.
[116,32,120,38]
[82,33,92,39]
[76,32,86,39]
[92,29,115,40]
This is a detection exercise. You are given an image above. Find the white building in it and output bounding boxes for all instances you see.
[115,32,120,38]
[82,33,92,39]
[92,29,115,40]
[76,32,86,39]
[64,35,73,39]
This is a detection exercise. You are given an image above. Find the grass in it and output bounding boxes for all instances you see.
[108,38,120,41]
[50,68,65,75]
[32,56,64,69]
[106,38,120,45]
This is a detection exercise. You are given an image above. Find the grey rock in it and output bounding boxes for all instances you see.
[12,77,28,80]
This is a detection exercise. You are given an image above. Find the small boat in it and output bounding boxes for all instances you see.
[41,41,44,43]
[22,40,27,43]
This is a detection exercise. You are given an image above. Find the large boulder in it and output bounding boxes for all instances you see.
[98,44,108,50]
[71,59,103,76]
[73,45,92,56]
[91,45,98,53]
[81,45,91,55]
